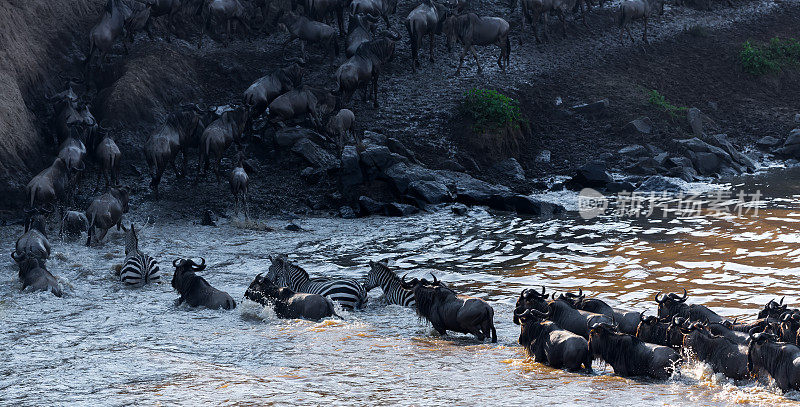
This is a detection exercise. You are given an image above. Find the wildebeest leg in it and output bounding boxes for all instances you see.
[86,226,93,246]
[541,12,550,43]
[244,191,250,220]
[199,11,208,48]
[627,25,635,43]
[642,17,649,44]
[179,150,188,179]
[429,33,435,62]
[95,165,103,193]
[559,11,568,38]
[300,40,307,60]
[98,227,109,243]
[372,74,379,108]
[215,153,223,183]
[225,19,231,47]
[454,46,469,76]
[471,47,482,74]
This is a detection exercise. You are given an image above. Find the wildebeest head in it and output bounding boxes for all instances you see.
[515,306,553,346]
[442,13,470,51]
[513,286,549,324]
[278,63,304,89]
[758,298,787,319]
[554,288,585,308]
[588,322,622,357]
[747,330,782,373]
[109,187,131,213]
[24,208,49,235]
[636,314,686,347]
[245,272,295,305]
[654,288,688,319]
[171,257,206,290]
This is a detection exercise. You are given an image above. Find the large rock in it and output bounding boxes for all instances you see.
[291,138,337,169]
[362,130,387,146]
[360,145,406,171]
[408,180,452,204]
[275,127,320,148]
[756,136,782,149]
[340,145,363,189]
[439,171,510,205]
[693,152,721,176]
[386,137,419,163]
[571,99,609,115]
[503,195,565,217]
[776,129,800,158]
[566,162,613,190]
[636,176,686,193]
[622,117,653,135]
[687,107,704,136]
[384,202,419,217]
[339,206,357,219]
[618,145,648,157]
[382,162,438,194]
[705,134,755,172]
[358,196,385,216]
[491,158,525,181]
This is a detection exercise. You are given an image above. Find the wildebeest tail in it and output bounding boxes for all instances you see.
[506,35,511,65]
[617,7,626,28]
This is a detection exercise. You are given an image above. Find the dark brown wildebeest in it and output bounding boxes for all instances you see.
[302,0,347,34]
[198,106,249,181]
[515,288,614,339]
[85,187,130,246]
[350,0,399,28]
[172,258,236,310]
[336,37,396,107]
[279,12,339,60]
[346,14,378,57]
[325,108,356,149]
[655,289,732,326]
[245,273,340,320]
[681,322,748,380]
[145,109,204,197]
[758,298,788,319]
[199,0,252,48]
[748,331,800,391]
[521,0,587,43]
[514,306,592,372]
[10,253,62,297]
[400,275,497,342]
[565,290,642,335]
[405,0,450,73]
[123,0,154,45]
[26,158,70,210]
[143,0,186,41]
[57,136,88,174]
[61,210,90,241]
[95,135,122,190]
[86,0,134,71]
[14,210,51,264]
[243,63,303,117]
[618,0,664,44]
[635,314,685,348]
[54,100,97,145]
[267,86,335,128]
[589,322,680,379]
[229,152,250,219]
[443,13,510,76]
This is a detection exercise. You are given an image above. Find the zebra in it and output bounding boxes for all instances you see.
[266,255,367,310]
[119,224,160,286]
[364,260,415,307]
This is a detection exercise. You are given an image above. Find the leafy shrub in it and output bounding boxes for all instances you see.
[647,90,688,118]
[461,88,523,134]
[740,37,800,75]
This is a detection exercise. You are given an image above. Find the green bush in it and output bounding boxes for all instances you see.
[461,88,523,134]
[647,89,688,118]
[740,37,800,75]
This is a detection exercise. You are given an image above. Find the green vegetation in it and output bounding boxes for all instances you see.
[740,37,800,76]
[461,88,523,134]
[647,89,688,118]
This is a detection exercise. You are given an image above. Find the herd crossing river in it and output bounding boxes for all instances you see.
[3,166,800,405]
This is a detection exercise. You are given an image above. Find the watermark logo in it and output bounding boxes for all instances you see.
[578,188,763,220]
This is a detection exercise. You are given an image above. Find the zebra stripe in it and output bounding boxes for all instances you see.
[120,252,160,286]
[271,258,367,310]
[364,261,415,307]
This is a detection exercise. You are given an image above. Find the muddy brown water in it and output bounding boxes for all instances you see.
[3,167,800,405]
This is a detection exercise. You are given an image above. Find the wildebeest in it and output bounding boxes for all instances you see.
[350,0,399,28]
[655,289,731,325]
[60,210,90,240]
[94,135,122,190]
[199,0,252,48]
[517,289,613,339]
[707,322,751,345]
[515,306,592,371]
[10,253,62,297]
[268,86,335,128]
[557,289,642,335]
[442,13,510,76]
[346,14,378,57]
[146,109,204,197]
[267,254,368,309]
[123,0,154,45]
[14,210,51,263]
[682,322,748,380]
[172,258,236,309]
[588,322,680,379]
[363,259,415,307]
[229,153,250,219]
[405,0,450,73]
[245,273,340,320]
[401,275,496,342]
[85,187,130,246]
[635,314,685,348]
[279,12,339,60]
[25,158,70,210]
[140,0,185,42]
[336,37,396,107]
[521,0,586,43]
[57,135,88,200]
[198,106,249,182]
[325,108,356,149]
[758,298,788,319]
[748,331,800,391]
[86,0,134,71]
[618,0,664,44]
[53,98,97,145]
[243,63,303,117]
[778,312,800,344]
[301,0,346,34]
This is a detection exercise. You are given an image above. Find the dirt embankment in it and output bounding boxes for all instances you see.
[1,0,798,219]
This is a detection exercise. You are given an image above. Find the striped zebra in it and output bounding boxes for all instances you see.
[267,255,367,310]
[364,260,415,307]
[119,224,160,286]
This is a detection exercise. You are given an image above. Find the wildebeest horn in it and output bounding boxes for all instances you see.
[400,274,418,289]
[10,251,23,262]
[173,258,184,267]
[678,288,688,302]
[655,292,666,304]
[192,258,206,270]
[780,296,785,305]
[430,273,438,285]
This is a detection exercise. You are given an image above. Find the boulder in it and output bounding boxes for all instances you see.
[340,146,363,189]
[300,166,326,183]
[439,159,466,172]
[645,144,666,156]
[693,152,721,176]
[491,158,525,181]
[384,202,419,217]
[451,203,468,216]
[687,107,704,136]
[705,134,755,171]
[570,99,609,115]
[636,176,685,193]
[275,127,320,148]
[622,117,653,135]
[441,171,510,204]
[618,144,648,157]
[358,196,385,216]
[408,180,452,204]
[668,165,697,182]
[285,222,302,231]
[653,152,669,166]
[775,129,800,158]
[386,137,419,163]
[383,162,438,194]
[362,130,387,146]
[201,210,217,227]
[756,136,782,149]
[503,195,565,217]
[291,138,337,169]
[566,162,613,190]
[625,157,660,175]
[339,206,357,219]
[360,145,406,170]
[605,181,636,193]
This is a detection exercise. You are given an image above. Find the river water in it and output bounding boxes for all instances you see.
[2,167,800,406]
